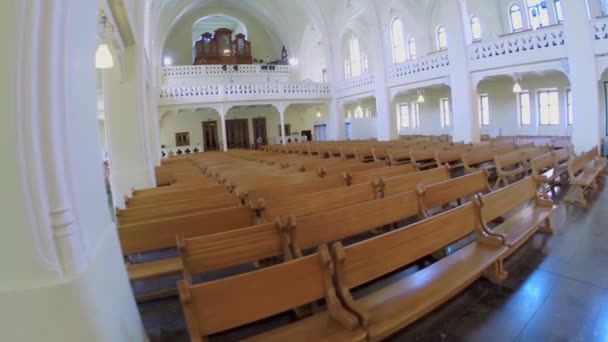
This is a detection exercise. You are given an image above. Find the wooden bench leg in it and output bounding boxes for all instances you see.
[483,260,508,284]
[564,185,587,206]
[539,217,554,234]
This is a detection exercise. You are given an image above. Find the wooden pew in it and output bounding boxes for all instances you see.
[387,147,411,166]
[410,149,439,170]
[531,147,571,197]
[116,192,241,225]
[125,184,228,207]
[342,164,416,186]
[476,176,555,259]
[372,146,390,162]
[564,147,607,205]
[355,146,375,163]
[329,202,508,340]
[417,170,490,217]
[377,165,451,198]
[177,246,365,342]
[494,150,527,189]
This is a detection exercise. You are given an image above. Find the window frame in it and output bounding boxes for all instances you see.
[554,0,564,24]
[471,15,482,41]
[390,18,407,64]
[344,60,351,79]
[479,93,490,126]
[518,91,532,126]
[436,26,448,50]
[526,0,550,30]
[509,4,524,32]
[566,88,573,125]
[411,102,420,128]
[362,53,369,72]
[398,103,410,128]
[440,97,451,127]
[350,37,362,77]
[537,88,560,126]
[408,36,417,60]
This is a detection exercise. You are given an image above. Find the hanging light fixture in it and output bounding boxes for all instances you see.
[316,108,322,118]
[417,90,425,103]
[512,78,522,93]
[96,16,114,69]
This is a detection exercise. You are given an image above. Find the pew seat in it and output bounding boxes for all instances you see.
[491,203,554,248]
[128,257,182,282]
[346,242,507,341]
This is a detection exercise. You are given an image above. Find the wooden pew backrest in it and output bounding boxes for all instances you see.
[381,165,451,197]
[178,246,353,338]
[418,170,490,213]
[478,177,537,223]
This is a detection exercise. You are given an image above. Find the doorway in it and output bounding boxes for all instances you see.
[202,120,219,151]
[252,117,268,146]
[301,130,312,142]
[226,118,250,149]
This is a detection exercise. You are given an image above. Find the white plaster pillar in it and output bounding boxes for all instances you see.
[373,23,397,141]
[563,0,601,153]
[105,45,155,209]
[328,98,345,140]
[443,0,481,143]
[0,1,146,340]
[218,106,228,151]
[278,103,287,145]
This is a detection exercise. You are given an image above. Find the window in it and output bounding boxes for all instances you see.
[526,0,550,30]
[344,60,351,79]
[346,110,353,119]
[350,37,362,77]
[538,89,560,125]
[567,89,573,125]
[399,104,410,128]
[510,4,524,32]
[554,0,564,24]
[479,94,490,126]
[519,91,531,125]
[364,107,372,118]
[362,53,369,72]
[411,102,420,128]
[175,132,190,147]
[436,26,448,50]
[408,36,417,59]
[603,0,608,16]
[440,98,451,127]
[471,16,482,41]
[391,18,406,63]
[354,106,364,118]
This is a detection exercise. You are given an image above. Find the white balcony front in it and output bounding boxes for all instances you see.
[159,82,331,107]
[162,64,296,85]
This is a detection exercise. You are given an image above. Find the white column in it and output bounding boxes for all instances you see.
[563,0,601,153]
[219,106,228,151]
[374,23,396,141]
[328,98,345,140]
[444,0,481,143]
[105,45,155,209]
[0,1,146,341]
[278,103,287,145]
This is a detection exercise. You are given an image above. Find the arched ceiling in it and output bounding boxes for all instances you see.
[153,0,330,61]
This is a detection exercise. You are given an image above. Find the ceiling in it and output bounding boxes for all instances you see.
[192,14,247,41]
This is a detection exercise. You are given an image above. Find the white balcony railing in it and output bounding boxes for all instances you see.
[388,51,450,85]
[593,17,608,55]
[162,64,294,78]
[469,25,566,71]
[336,73,376,98]
[159,82,331,106]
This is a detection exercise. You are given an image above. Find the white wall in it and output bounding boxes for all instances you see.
[393,87,452,136]
[477,73,572,137]
[163,6,282,65]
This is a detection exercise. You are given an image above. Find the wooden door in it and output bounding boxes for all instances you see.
[202,121,219,151]
[301,130,312,142]
[252,117,268,146]
[226,119,250,149]
[175,132,190,147]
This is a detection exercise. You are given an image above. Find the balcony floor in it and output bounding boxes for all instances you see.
[138,182,608,342]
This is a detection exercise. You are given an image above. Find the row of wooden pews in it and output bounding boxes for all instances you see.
[176,174,555,341]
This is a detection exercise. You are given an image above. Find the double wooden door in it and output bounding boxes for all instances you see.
[226,118,250,149]
[202,121,219,151]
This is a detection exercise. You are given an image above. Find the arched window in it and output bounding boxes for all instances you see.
[510,4,524,32]
[471,16,482,41]
[436,26,448,50]
[526,0,549,29]
[362,53,369,72]
[344,60,351,79]
[350,37,362,77]
[408,36,417,59]
[390,18,406,63]
[554,0,563,23]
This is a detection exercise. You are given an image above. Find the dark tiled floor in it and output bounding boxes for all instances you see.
[139,181,608,341]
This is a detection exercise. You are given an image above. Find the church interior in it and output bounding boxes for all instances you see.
[2,0,608,341]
